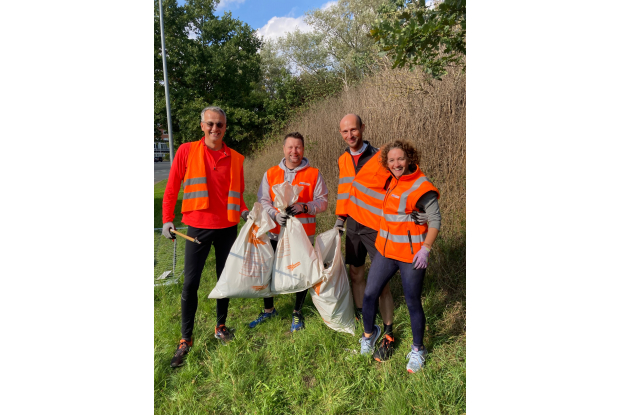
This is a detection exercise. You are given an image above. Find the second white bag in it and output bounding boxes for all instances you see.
[310,229,356,335]
[208,203,276,299]
[270,216,322,295]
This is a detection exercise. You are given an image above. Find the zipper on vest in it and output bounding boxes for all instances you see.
[381,176,399,256]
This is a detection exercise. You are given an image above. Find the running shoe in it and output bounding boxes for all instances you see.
[373,334,395,362]
[359,324,381,355]
[406,346,427,373]
[214,324,235,344]
[249,309,278,328]
[170,338,193,368]
[290,311,305,332]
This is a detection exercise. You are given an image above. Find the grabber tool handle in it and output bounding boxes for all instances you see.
[170,229,201,244]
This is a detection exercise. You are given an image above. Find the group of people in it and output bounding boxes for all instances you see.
[161,107,441,374]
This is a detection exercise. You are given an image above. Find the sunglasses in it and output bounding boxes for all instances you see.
[202,121,225,128]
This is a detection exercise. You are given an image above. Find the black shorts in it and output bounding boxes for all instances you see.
[344,217,378,267]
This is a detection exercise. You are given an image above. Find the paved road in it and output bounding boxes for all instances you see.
[154,161,171,183]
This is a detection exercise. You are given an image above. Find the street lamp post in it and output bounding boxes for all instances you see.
[158,0,175,162]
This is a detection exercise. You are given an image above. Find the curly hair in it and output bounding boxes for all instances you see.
[380,140,421,173]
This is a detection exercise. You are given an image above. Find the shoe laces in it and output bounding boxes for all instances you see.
[406,348,425,363]
[293,315,301,325]
[380,336,394,348]
[176,339,189,354]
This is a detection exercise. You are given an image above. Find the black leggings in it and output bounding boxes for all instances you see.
[362,251,426,348]
[181,225,237,340]
[262,239,308,312]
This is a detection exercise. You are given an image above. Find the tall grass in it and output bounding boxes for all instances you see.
[155,66,466,414]
[245,65,466,339]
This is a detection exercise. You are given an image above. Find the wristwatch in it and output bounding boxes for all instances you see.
[302,204,309,213]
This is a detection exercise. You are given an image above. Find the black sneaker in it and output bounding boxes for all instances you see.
[170,338,193,368]
[373,334,395,362]
[214,324,235,344]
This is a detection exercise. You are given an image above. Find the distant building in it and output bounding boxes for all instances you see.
[155,128,170,160]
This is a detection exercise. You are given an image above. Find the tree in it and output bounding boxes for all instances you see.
[154,0,263,149]
[369,0,466,79]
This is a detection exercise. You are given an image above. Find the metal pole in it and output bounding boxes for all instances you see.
[159,0,175,162]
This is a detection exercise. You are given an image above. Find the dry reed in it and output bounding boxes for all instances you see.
[244,64,466,341]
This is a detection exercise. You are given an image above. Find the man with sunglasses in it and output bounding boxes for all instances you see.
[162,106,250,368]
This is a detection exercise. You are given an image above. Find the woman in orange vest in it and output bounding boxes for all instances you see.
[358,140,441,374]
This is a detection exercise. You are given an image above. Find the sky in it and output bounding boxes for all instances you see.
[178,0,337,41]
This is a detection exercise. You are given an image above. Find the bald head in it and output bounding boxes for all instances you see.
[339,114,365,152]
[340,114,362,129]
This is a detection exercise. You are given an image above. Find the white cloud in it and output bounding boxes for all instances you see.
[256,16,312,42]
[320,1,338,10]
[215,0,246,11]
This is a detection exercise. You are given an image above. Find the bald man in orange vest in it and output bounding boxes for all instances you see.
[162,106,250,368]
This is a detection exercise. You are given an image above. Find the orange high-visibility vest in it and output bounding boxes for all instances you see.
[181,140,244,222]
[346,153,391,231]
[374,166,440,263]
[335,152,355,216]
[266,165,319,238]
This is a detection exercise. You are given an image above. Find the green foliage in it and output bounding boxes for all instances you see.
[370,0,466,79]
[154,0,263,151]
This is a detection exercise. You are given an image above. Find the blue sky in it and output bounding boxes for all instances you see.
[177,0,335,41]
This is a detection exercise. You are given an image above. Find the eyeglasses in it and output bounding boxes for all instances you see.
[202,121,225,128]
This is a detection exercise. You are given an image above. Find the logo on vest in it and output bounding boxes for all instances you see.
[300,182,310,186]
[391,194,400,199]
[286,262,301,270]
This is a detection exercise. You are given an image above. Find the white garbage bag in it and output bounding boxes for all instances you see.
[270,181,322,295]
[310,229,356,335]
[208,203,276,299]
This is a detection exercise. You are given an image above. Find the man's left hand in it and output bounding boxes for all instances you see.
[285,203,307,216]
[241,210,250,221]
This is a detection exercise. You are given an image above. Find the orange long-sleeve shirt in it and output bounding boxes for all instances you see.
[162,138,248,229]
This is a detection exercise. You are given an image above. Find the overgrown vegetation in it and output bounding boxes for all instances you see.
[371,0,466,79]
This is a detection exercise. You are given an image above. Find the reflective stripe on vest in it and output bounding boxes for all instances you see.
[181,140,244,223]
[346,153,391,230]
[379,228,426,243]
[335,153,355,215]
[375,166,439,263]
[267,165,319,237]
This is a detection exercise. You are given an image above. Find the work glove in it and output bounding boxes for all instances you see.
[412,246,430,270]
[334,217,345,236]
[241,210,250,221]
[410,211,429,225]
[285,203,308,216]
[162,222,176,239]
[275,212,289,226]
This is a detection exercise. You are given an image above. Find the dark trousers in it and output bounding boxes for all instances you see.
[181,225,237,340]
[362,251,426,347]
[262,239,308,312]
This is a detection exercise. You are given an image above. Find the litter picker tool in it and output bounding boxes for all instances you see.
[171,229,201,244]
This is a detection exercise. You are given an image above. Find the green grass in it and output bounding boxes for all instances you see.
[154,180,466,414]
